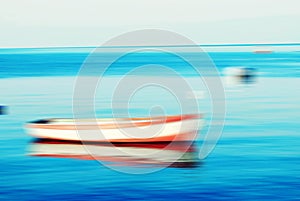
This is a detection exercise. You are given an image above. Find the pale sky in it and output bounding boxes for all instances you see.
[0,0,300,47]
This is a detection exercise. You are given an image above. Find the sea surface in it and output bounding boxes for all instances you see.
[0,45,299,200]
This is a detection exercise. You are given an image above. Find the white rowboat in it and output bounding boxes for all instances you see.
[25,114,202,142]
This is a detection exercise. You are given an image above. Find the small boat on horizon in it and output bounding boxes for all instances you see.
[25,114,203,142]
[253,49,273,54]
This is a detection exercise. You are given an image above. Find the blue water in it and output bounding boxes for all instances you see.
[1,47,300,78]
[0,46,299,200]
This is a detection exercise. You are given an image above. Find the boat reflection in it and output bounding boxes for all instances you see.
[28,139,200,168]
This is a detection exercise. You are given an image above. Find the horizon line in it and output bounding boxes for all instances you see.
[1,42,300,50]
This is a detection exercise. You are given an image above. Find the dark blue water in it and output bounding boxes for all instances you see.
[0,47,299,200]
[1,47,300,78]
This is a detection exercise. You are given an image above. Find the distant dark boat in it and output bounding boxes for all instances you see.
[0,105,7,115]
[223,66,257,85]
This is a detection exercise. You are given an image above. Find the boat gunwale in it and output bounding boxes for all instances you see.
[26,114,202,130]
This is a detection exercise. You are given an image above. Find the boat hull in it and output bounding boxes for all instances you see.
[25,114,203,142]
